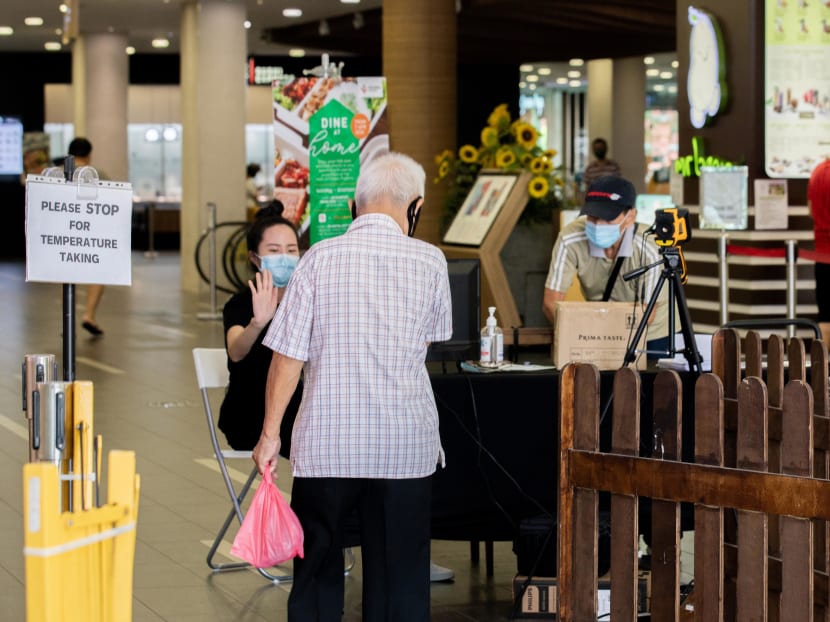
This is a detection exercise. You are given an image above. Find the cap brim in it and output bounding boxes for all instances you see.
[580,202,623,221]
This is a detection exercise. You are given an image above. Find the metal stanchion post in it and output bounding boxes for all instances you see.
[197,202,222,321]
[718,232,729,328]
[786,239,797,340]
[144,202,158,259]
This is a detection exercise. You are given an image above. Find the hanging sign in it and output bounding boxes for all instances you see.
[25,175,133,285]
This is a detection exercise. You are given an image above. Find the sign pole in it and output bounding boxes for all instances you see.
[62,156,76,382]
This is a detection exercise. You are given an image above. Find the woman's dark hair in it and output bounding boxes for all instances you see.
[246,200,298,259]
[246,163,261,178]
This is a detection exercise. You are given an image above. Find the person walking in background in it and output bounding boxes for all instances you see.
[69,138,107,336]
[809,158,830,349]
[252,152,453,621]
[582,137,622,190]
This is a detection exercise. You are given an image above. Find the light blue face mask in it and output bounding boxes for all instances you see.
[585,221,621,249]
[258,253,299,287]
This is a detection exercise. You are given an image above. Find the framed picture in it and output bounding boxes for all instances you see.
[442,172,521,246]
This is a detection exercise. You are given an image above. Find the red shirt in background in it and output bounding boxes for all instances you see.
[809,159,830,257]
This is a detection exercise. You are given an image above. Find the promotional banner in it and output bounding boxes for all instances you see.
[764,0,830,178]
[272,74,387,244]
[25,175,133,285]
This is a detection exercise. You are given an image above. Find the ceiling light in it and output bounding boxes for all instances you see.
[519,64,534,72]
[660,71,673,79]
[288,48,305,58]
[668,85,677,93]
[643,56,655,65]
[671,60,679,68]
[653,84,665,92]
[24,17,44,26]
[567,70,581,78]
[162,127,178,142]
[0,26,13,36]
[538,67,552,76]
[126,46,135,55]
[646,68,660,77]
[282,8,302,18]
[569,80,581,87]
[528,84,536,90]
[144,128,160,142]
[318,19,330,36]
[341,0,361,3]
[352,12,364,29]
[519,82,526,88]
[555,77,568,85]
[526,74,539,82]
[568,58,584,66]
[243,20,252,29]
[151,37,170,48]
[44,41,62,51]
[55,28,62,35]
[59,4,68,14]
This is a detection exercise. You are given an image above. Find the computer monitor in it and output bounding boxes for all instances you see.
[427,258,481,362]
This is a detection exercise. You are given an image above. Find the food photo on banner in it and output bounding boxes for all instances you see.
[271,66,387,245]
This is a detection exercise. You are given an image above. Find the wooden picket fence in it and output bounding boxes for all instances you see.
[558,328,830,621]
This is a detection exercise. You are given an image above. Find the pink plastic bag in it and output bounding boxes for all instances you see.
[230,468,304,567]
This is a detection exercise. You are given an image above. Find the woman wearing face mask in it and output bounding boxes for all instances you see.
[218,201,302,450]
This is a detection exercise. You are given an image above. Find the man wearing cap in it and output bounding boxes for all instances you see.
[543,175,672,359]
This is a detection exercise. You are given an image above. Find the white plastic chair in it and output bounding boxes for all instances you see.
[192,347,291,583]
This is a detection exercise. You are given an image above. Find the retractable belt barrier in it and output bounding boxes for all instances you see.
[21,354,141,622]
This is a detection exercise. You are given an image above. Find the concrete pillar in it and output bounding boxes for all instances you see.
[180,0,247,292]
[382,0,456,245]
[586,58,613,164]
[612,57,647,193]
[72,33,128,180]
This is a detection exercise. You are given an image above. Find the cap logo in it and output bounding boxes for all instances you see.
[587,191,622,201]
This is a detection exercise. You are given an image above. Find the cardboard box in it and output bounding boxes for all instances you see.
[512,572,651,619]
[552,301,647,370]
[512,576,558,619]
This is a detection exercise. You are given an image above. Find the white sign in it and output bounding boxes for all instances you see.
[754,179,788,230]
[25,175,133,286]
[699,166,748,230]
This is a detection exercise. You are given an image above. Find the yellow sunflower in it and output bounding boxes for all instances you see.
[516,123,539,150]
[530,157,547,174]
[434,149,453,166]
[528,175,549,199]
[544,148,558,159]
[487,104,510,129]
[437,159,451,179]
[496,146,517,168]
[520,153,534,166]
[481,126,499,148]
[458,144,478,163]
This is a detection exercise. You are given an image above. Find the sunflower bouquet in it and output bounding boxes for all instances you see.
[435,103,564,230]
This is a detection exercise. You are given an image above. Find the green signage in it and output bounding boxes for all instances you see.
[308,99,363,244]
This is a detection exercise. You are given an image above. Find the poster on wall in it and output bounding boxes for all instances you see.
[764,0,830,178]
[272,73,388,244]
[754,178,788,230]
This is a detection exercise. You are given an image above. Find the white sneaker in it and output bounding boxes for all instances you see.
[429,561,454,582]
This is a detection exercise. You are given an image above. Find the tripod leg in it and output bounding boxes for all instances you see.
[671,272,703,375]
[623,271,668,365]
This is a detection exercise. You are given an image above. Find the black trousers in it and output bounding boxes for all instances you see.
[287,475,432,622]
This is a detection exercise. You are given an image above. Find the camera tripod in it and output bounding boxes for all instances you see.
[621,246,704,375]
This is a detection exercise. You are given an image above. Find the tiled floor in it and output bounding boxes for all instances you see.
[0,253,522,621]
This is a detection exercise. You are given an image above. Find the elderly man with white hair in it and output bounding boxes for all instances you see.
[253,151,453,622]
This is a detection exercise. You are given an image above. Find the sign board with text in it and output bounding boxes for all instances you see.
[25,175,133,285]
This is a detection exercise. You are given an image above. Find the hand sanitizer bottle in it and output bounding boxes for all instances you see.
[480,306,504,367]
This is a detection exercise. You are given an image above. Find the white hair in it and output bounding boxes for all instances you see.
[354,151,426,212]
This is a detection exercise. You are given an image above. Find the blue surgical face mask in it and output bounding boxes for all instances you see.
[585,221,621,249]
[258,253,299,287]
